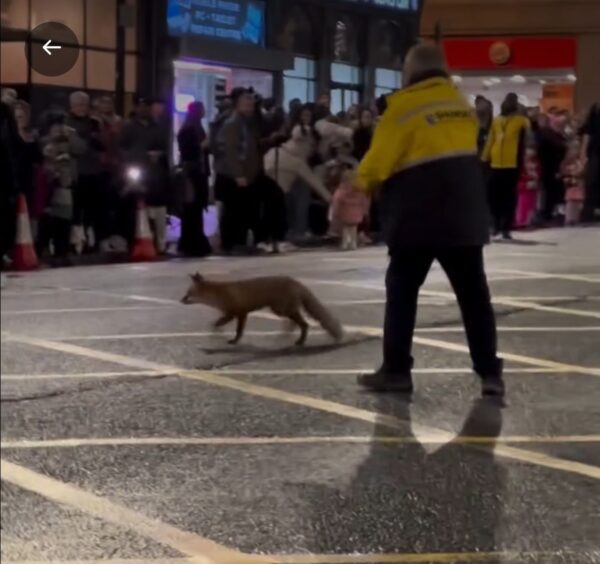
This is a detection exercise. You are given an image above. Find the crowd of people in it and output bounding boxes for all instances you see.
[477,93,599,238]
[0,80,598,270]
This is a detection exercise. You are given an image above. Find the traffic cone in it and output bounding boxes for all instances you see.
[130,199,157,262]
[12,194,38,271]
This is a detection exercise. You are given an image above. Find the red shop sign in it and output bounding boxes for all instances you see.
[442,37,577,70]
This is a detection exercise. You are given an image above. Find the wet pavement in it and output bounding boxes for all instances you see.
[1,227,599,564]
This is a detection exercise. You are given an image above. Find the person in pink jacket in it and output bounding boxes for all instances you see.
[331,170,369,250]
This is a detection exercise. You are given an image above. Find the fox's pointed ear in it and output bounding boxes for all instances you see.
[191,272,203,283]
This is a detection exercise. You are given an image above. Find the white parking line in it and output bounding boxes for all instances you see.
[0,366,571,380]
[5,333,600,481]
[306,279,600,320]
[494,269,600,283]
[11,325,595,344]
[0,460,256,564]
[1,370,176,381]
[1,305,174,315]
[3,434,600,450]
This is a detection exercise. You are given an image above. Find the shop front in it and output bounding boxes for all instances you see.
[441,36,577,113]
[421,0,600,111]
[272,0,421,113]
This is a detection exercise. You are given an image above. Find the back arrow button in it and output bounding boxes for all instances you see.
[43,39,62,56]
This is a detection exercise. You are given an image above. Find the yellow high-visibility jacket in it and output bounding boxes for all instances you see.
[482,114,530,169]
[357,76,479,192]
[356,74,490,249]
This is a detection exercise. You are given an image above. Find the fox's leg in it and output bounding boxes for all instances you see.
[229,314,247,345]
[213,314,234,330]
[288,311,309,346]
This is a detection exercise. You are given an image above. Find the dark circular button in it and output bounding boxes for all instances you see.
[26,22,80,77]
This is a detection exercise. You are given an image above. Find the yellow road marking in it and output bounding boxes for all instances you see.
[1,305,173,315]
[3,560,192,564]
[215,367,568,375]
[2,561,192,564]
[494,269,600,283]
[0,366,570,380]
[5,333,600,481]
[18,324,596,344]
[3,434,600,450]
[1,370,177,381]
[268,552,554,563]
[0,460,257,564]
[306,278,600,320]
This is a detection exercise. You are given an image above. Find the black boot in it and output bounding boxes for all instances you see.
[357,369,414,393]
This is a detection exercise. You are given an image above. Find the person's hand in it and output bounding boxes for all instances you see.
[235,177,248,187]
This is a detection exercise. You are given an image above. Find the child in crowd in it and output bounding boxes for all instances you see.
[560,140,586,226]
[35,120,80,259]
[331,169,369,250]
[515,145,541,228]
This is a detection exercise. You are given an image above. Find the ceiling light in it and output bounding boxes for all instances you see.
[510,75,526,84]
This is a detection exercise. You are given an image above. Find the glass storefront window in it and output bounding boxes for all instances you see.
[86,50,115,90]
[125,54,137,93]
[375,68,402,98]
[283,56,316,107]
[1,0,28,29]
[331,62,360,85]
[0,41,27,83]
[86,0,116,49]
[125,0,137,51]
[32,50,84,87]
[31,0,84,42]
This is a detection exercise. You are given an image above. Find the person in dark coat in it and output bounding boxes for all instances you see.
[580,103,600,222]
[213,88,263,253]
[354,44,504,398]
[118,96,168,250]
[176,101,212,257]
[537,111,567,222]
[1,100,21,270]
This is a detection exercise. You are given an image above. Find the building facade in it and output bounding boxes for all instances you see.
[1,0,139,114]
[420,0,600,112]
[1,0,421,122]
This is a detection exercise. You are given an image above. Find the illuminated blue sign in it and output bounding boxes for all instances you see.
[338,0,419,10]
[167,0,265,46]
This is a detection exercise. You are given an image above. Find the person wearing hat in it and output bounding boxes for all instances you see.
[354,43,504,398]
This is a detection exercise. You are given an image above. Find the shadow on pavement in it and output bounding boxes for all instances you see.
[287,397,506,556]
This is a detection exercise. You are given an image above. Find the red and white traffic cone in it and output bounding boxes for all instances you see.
[130,199,157,262]
[12,194,39,271]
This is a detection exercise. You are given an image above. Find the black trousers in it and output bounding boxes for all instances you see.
[36,215,71,258]
[73,173,111,248]
[179,168,211,257]
[216,174,286,251]
[488,168,519,234]
[383,246,501,379]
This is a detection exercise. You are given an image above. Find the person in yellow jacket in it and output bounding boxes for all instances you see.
[482,94,530,239]
[354,43,504,398]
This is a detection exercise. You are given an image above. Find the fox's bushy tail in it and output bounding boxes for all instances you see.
[301,286,344,341]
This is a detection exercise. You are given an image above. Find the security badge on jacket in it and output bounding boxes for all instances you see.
[425,109,474,126]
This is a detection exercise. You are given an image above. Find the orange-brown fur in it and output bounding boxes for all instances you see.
[181,273,344,345]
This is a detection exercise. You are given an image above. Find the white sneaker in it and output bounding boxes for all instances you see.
[257,242,273,253]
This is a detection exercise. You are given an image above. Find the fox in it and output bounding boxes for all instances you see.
[181,273,344,346]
